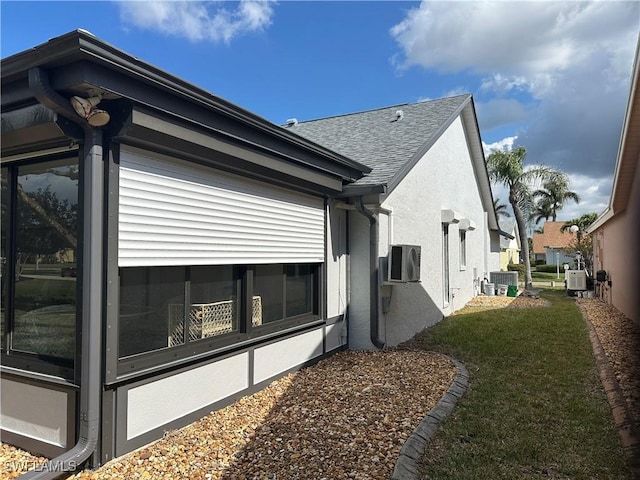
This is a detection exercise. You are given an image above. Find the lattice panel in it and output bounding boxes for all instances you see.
[195,301,235,339]
[168,296,263,346]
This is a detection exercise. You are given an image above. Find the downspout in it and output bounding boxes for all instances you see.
[21,68,104,479]
[354,197,385,349]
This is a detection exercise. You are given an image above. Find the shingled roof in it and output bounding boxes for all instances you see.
[532,221,577,254]
[283,94,471,188]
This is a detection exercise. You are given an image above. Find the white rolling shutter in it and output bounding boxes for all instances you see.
[118,147,325,267]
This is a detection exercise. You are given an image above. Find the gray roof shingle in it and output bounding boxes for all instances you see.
[283,94,471,187]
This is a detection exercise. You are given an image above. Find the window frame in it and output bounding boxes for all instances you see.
[459,230,467,270]
[443,224,450,306]
[115,263,321,377]
[0,154,82,381]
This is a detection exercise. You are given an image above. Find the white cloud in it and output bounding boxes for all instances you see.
[482,136,518,156]
[391,0,638,191]
[117,0,275,44]
[390,1,638,97]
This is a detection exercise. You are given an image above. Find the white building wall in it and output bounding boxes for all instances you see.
[378,116,490,346]
[348,210,375,349]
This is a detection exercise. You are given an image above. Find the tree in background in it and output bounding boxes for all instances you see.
[529,201,553,226]
[486,146,570,289]
[560,213,598,272]
[493,198,511,219]
[533,176,580,222]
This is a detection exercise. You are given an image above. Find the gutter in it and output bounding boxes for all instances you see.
[354,197,385,349]
[21,68,104,479]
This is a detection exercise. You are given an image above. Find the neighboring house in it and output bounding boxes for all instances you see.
[286,97,503,348]
[587,37,639,323]
[532,221,577,266]
[0,31,504,471]
[499,219,521,270]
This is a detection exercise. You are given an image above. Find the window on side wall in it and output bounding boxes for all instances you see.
[459,231,467,270]
[117,263,319,364]
[443,224,450,306]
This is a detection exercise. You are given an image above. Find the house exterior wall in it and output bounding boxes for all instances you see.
[544,247,575,268]
[0,376,75,457]
[376,116,491,346]
[115,326,327,455]
[347,210,374,349]
[592,158,640,322]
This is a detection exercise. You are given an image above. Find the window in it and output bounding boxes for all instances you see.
[118,263,318,362]
[119,266,185,357]
[1,158,79,370]
[443,224,450,305]
[459,231,467,270]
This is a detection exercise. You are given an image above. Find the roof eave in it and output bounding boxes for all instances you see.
[2,30,371,181]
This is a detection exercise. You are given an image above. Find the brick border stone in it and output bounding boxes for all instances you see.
[392,357,469,480]
[578,302,640,479]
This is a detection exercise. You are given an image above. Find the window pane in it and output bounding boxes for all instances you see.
[12,159,78,361]
[254,265,283,324]
[191,265,238,339]
[119,266,184,357]
[1,167,8,349]
[286,265,313,317]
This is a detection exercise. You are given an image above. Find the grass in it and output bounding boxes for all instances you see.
[413,289,631,479]
[531,271,565,282]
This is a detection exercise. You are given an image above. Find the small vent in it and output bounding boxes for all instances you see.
[388,244,421,282]
[286,118,298,126]
[391,110,404,122]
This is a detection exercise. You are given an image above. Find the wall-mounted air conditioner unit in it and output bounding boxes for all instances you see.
[388,244,421,282]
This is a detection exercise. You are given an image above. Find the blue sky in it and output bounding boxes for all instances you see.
[2,1,639,223]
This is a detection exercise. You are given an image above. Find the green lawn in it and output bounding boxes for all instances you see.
[531,271,563,281]
[413,289,631,479]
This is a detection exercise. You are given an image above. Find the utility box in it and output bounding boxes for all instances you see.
[490,271,518,287]
[566,270,587,292]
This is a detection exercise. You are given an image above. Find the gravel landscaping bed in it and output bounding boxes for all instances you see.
[576,298,640,431]
[2,351,456,480]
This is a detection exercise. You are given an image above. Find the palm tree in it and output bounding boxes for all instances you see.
[493,198,511,219]
[486,146,569,289]
[559,213,599,241]
[533,176,580,221]
[529,201,553,226]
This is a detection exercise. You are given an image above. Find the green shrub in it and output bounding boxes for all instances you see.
[536,264,559,273]
[507,263,525,279]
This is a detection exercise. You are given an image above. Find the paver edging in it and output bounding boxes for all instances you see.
[577,301,640,478]
[392,356,468,480]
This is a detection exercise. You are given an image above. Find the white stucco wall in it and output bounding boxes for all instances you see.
[375,116,492,346]
[348,210,376,349]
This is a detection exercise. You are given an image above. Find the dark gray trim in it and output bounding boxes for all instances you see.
[111,319,324,386]
[386,95,471,195]
[325,314,344,326]
[100,388,116,466]
[0,367,79,389]
[114,108,345,195]
[104,144,120,384]
[339,183,386,197]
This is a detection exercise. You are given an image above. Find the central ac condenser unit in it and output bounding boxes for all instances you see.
[566,270,587,291]
[388,244,421,282]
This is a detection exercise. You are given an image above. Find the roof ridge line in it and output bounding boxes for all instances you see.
[286,94,471,126]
